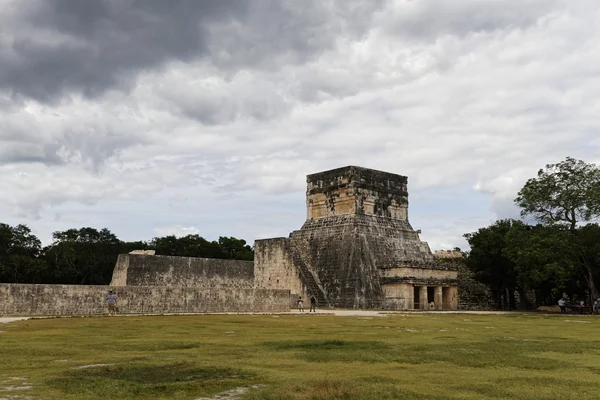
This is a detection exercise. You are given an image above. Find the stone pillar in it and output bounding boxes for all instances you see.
[419,286,428,310]
[449,286,458,310]
[399,284,414,310]
[434,286,443,310]
[382,283,413,310]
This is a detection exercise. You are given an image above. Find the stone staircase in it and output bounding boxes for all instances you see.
[289,241,329,307]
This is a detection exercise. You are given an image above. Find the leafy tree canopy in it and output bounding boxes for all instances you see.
[515,157,600,231]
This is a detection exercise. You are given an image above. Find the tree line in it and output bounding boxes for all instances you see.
[464,157,600,308]
[0,226,254,285]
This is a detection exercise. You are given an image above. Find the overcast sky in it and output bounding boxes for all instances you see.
[1,0,599,250]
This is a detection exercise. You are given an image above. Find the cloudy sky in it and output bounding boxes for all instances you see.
[1,0,599,250]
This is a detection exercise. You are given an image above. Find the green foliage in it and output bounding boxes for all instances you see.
[504,224,578,303]
[464,219,518,308]
[515,157,600,231]
[44,227,125,285]
[0,223,254,285]
[0,223,44,283]
[149,234,254,260]
[464,158,600,305]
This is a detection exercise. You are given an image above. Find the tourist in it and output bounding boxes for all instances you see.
[594,298,599,315]
[106,289,118,316]
[297,296,304,312]
[309,295,316,312]
[558,298,566,314]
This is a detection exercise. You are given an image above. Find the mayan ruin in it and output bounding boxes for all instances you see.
[0,166,458,315]
[255,166,458,310]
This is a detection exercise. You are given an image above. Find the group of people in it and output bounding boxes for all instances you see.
[558,297,600,314]
[297,295,317,312]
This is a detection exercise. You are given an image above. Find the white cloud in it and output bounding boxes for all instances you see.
[1,0,599,251]
[153,225,200,238]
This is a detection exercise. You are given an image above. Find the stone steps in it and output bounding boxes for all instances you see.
[288,243,329,307]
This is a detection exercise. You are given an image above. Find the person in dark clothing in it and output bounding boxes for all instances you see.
[309,295,316,312]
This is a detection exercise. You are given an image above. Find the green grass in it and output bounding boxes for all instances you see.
[1,313,599,399]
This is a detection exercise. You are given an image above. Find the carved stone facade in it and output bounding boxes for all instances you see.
[255,166,458,310]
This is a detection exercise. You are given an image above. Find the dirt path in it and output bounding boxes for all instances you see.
[0,317,29,324]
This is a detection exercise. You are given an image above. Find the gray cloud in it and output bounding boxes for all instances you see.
[0,0,242,101]
[0,0,383,102]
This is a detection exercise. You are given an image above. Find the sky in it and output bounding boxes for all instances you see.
[1,0,599,250]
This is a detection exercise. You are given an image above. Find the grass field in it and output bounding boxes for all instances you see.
[1,312,599,400]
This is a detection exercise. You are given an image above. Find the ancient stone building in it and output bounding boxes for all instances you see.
[0,165,459,316]
[255,166,458,310]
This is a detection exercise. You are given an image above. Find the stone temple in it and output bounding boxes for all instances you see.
[0,166,458,316]
[255,166,458,310]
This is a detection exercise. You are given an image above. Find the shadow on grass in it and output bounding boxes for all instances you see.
[457,376,600,400]
[49,363,256,398]
[94,340,203,352]
[265,338,600,370]
[245,379,450,400]
[265,339,392,363]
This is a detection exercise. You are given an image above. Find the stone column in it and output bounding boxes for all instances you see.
[399,284,414,310]
[449,286,458,310]
[434,286,443,310]
[419,286,428,310]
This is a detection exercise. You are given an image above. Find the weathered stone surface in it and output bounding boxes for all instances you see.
[129,249,156,255]
[2,165,462,315]
[433,253,494,310]
[110,254,254,288]
[0,284,289,316]
[255,166,458,310]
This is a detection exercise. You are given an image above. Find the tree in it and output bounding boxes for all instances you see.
[504,223,578,306]
[515,157,600,231]
[149,234,254,260]
[515,157,600,297]
[0,223,44,283]
[464,219,519,309]
[571,224,600,300]
[44,227,122,285]
[218,236,254,261]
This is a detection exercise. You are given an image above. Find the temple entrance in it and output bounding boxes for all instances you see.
[413,287,420,309]
[427,287,435,308]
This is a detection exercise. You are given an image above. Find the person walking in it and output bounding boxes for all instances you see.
[558,298,566,314]
[309,295,317,312]
[593,298,599,315]
[297,296,304,312]
[106,289,118,316]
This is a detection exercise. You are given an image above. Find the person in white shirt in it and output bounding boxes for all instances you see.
[106,289,118,316]
[558,298,566,314]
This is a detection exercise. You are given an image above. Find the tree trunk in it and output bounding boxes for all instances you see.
[582,259,598,299]
[517,288,527,309]
[509,288,517,310]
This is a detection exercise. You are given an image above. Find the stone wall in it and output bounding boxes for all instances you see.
[110,254,254,288]
[287,215,451,308]
[433,255,494,310]
[0,284,290,316]
[306,166,409,220]
[254,238,305,305]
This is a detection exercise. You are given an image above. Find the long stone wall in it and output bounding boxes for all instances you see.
[0,284,290,316]
[110,254,254,288]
